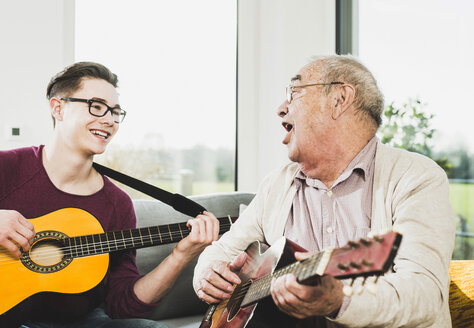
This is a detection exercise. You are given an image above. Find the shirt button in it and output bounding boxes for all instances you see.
[327,190,333,197]
[327,227,334,233]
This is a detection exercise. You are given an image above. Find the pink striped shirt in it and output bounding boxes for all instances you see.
[284,136,377,326]
[284,136,377,252]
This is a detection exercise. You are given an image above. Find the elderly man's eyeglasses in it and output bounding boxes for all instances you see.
[286,81,344,104]
[61,97,127,124]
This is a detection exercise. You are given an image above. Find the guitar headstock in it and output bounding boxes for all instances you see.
[323,231,402,279]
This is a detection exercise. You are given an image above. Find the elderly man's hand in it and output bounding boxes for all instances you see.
[195,252,247,304]
[270,252,344,319]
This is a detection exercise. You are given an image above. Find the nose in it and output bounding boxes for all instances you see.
[277,100,289,118]
[100,109,115,125]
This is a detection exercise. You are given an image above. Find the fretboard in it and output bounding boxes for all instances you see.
[240,251,327,307]
[63,216,233,258]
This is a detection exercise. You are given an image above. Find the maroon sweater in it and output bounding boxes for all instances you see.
[0,146,157,321]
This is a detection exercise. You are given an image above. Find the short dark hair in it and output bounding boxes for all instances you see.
[46,61,118,100]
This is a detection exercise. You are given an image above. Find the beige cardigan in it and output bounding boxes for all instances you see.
[194,142,455,327]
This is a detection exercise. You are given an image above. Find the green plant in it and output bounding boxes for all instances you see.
[380,98,451,173]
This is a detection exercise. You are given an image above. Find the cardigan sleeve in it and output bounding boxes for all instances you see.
[331,149,455,327]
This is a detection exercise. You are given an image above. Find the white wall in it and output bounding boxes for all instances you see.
[0,0,336,193]
[237,0,336,191]
[0,0,75,150]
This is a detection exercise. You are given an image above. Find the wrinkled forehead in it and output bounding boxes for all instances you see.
[291,62,324,84]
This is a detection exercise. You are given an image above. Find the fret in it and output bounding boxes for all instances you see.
[141,227,152,246]
[98,233,104,254]
[65,238,72,258]
[72,237,78,257]
[154,226,162,244]
[149,226,160,245]
[123,230,133,249]
[130,229,140,248]
[91,234,97,255]
[79,236,85,256]
[85,235,94,256]
[182,223,190,238]
[120,230,126,249]
[113,231,119,250]
[167,224,173,242]
[112,231,122,250]
[138,228,144,245]
[105,232,111,252]
[178,223,184,239]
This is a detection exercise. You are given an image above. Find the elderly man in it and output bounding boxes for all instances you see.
[193,55,455,327]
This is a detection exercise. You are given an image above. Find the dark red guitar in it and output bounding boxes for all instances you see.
[200,232,402,328]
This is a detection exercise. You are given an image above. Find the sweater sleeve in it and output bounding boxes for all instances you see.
[331,153,455,327]
[103,196,159,318]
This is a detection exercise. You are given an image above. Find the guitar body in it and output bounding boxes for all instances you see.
[0,208,109,317]
[201,238,306,328]
[201,232,402,328]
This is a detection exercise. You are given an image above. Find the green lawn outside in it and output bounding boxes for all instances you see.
[449,182,474,231]
[449,182,474,259]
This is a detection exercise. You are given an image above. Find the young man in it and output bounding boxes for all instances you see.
[193,55,455,327]
[0,62,219,327]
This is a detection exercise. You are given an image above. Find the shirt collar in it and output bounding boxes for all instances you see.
[295,136,378,190]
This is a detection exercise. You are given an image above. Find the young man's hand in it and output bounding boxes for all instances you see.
[173,211,220,261]
[0,210,35,258]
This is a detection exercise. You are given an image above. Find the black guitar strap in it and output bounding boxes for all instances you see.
[92,162,206,218]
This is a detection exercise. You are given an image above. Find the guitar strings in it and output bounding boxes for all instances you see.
[225,256,322,306]
[0,223,233,266]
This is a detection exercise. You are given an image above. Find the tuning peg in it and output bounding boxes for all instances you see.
[373,235,384,243]
[348,241,360,248]
[367,282,377,295]
[343,285,353,297]
[356,277,367,295]
[362,259,373,267]
[367,276,379,295]
[350,261,361,269]
[338,263,349,272]
[343,279,355,297]
[360,238,372,246]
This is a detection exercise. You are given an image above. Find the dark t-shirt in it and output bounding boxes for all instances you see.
[0,146,157,322]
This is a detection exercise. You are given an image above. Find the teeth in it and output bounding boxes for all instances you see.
[91,130,108,138]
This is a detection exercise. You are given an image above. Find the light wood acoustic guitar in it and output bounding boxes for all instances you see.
[0,207,234,320]
[200,231,402,328]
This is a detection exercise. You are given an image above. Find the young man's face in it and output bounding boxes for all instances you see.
[56,78,120,156]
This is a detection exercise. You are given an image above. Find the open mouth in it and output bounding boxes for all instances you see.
[282,122,293,132]
[90,129,110,140]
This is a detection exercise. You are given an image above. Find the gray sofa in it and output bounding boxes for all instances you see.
[133,192,255,328]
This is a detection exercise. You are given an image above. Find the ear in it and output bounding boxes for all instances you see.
[331,84,355,120]
[50,97,64,122]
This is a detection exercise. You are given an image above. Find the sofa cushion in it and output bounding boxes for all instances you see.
[133,192,255,321]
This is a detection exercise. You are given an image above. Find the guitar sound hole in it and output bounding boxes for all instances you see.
[30,239,65,266]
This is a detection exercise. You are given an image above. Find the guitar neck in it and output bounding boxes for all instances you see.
[240,250,330,307]
[64,216,233,258]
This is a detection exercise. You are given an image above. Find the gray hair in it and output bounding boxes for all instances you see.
[311,55,384,127]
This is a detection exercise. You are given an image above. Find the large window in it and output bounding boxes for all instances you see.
[358,0,474,259]
[75,0,237,198]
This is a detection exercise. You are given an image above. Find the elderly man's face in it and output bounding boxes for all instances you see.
[277,64,337,173]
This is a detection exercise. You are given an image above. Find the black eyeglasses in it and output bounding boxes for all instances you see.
[286,81,344,104]
[60,97,127,124]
